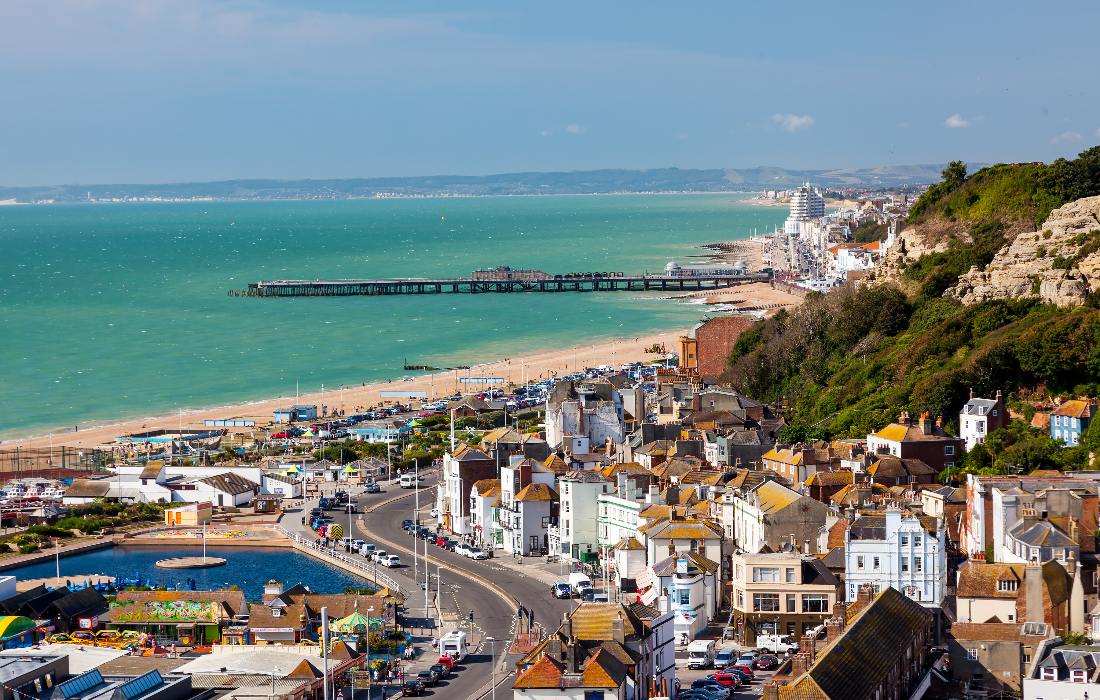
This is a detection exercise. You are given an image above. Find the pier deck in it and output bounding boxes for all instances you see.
[230,273,770,297]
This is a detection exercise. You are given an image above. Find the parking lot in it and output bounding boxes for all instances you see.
[673,646,783,698]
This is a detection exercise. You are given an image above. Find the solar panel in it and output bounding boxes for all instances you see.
[120,671,163,700]
[58,670,104,699]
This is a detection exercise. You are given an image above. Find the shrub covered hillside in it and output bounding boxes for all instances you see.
[724,146,1100,476]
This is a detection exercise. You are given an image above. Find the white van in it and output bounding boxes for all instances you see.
[686,639,716,669]
[439,630,468,662]
[756,634,799,655]
[399,473,418,489]
[568,572,592,595]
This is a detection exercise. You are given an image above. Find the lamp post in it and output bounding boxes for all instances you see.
[486,636,497,700]
[367,607,374,698]
[269,666,280,700]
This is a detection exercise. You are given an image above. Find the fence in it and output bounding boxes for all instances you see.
[275,525,403,596]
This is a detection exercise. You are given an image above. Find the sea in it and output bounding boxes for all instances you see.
[1,194,786,439]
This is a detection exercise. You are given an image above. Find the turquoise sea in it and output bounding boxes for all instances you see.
[1,195,785,439]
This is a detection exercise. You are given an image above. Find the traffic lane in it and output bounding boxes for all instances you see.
[362,487,573,635]
[350,489,516,700]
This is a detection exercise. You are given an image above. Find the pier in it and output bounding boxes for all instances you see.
[230,271,771,298]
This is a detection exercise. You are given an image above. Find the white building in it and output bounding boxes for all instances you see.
[553,470,611,562]
[501,483,557,556]
[959,391,1007,452]
[597,480,659,549]
[545,380,625,450]
[783,183,825,236]
[844,508,946,608]
[649,554,720,645]
[468,479,501,549]
[1024,640,1100,700]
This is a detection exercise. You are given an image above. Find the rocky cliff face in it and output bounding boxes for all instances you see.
[947,195,1100,307]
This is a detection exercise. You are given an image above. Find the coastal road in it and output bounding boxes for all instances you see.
[349,483,573,698]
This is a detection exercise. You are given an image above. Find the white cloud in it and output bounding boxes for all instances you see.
[770,113,814,132]
[1050,131,1083,145]
[565,124,585,135]
[944,113,970,129]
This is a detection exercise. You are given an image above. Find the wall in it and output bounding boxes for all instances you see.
[695,316,754,376]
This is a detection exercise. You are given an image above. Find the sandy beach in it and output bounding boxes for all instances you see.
[5,329,689,451]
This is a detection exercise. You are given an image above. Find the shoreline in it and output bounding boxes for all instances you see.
[4,327,690,450]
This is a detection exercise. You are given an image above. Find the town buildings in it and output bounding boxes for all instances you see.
[1050,399,1098,446]
[866,411,963,472]
[721,480,827,555]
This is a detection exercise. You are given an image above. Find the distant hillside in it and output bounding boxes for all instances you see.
[0,164,950,203]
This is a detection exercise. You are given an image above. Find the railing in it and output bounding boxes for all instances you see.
[274,525,402,596]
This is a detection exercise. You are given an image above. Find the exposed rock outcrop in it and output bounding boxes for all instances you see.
[947,195,1100,307]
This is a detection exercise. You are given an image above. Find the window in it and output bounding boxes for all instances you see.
[584,692,606,700]
[915,559,922,573]
[900,535,908,546]
[786,594,796,613]
[564,501,570,512]
[752,567,780,583]
[802,594,829,613]
[873,556,880,571]
[966,648,978,661]
[901,559,909,572]
[679,590,690,606]
[1071,669,1088,683]
[786,568,796,583]
[1040,667,1057,680]
[856,556,865,570]
[997,579,1017,592]
[753,593,780,612]
[737,591,744,609]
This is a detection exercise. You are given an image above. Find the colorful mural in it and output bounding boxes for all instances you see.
[110,599,223,623]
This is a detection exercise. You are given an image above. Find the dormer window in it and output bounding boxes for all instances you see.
[1040,667,1058,680]
[272,608,282,617]
[997,579,1018,592]
[1071,669,1088,683]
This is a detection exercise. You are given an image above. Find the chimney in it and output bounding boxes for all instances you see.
[692,394,702,412]
[898,410,910,425]
[856,583,875,607]
[1069,517,1079,544]
[605,436,613,458]
[617,472,628,499]
[969,387,974,400]
[803,539,811,555]
[995,389,1002,401]
[935,415,944,430]
[666,484,680,505]
[762,682,781,700]
[646,484,660,504]
[562,612,573,640]
[919,412,932,434]
[1024,561,1044,623]
[825,618,842,643]
[611,615,626,644]
[831,600,848,629]
[801,634,817,663]
[789,652,809,677]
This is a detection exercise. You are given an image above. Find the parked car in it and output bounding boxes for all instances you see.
[453,543,471,557]
[381,554,401,567]
[416,670,436,688]
[706,672,740,689]
[551,582,573,599]
[429,663,448,680]
[691,679,731,697]
[371,549,388,562]
[402,519,415,530]
[713,647,737,668]
[726,664,755,681]
[402,679,424,696]
[737,652,758,666]
[466,547,489,560]
[753,654,779,670]
[436,654,457,671]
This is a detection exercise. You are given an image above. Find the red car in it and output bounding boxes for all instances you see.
[707,672,740,688]
[727,664,755,681]
[271,431,292,439]
[437,654,456,671]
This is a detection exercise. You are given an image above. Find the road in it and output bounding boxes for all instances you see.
[343,482,573,698]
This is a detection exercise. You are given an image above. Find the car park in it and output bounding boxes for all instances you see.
[726,664,755,681]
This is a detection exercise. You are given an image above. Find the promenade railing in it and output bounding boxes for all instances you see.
[275,524,402,596]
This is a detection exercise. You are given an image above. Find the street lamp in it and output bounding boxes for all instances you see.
[367,607,375,698]
[486,636,497,700]
[269,666,280,700]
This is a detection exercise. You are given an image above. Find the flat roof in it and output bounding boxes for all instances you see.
[0,655,66,681]
[0,646,125,675]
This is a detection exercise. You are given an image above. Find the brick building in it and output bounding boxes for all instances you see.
[679,316,755,377]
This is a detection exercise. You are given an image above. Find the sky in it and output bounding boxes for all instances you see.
[1,1,1099,185]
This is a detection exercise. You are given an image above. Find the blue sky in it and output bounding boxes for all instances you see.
[1,1,1098,184]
